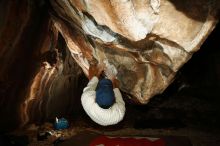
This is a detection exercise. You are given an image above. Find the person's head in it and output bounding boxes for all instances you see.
[96,78,115,109]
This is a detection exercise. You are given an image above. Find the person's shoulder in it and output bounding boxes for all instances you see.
[89,76,99,83]
[113,88,120,93]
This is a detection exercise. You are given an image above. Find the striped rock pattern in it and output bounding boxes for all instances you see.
[50,0,219,103]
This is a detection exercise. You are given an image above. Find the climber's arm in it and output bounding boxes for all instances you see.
[83,76,99,92]
[83,64,104,92]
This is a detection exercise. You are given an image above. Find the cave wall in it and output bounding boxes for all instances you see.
[0,0,87,132]
[0,0,50,131]
[49,0,219,104]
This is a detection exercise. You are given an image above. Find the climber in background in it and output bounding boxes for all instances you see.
[81,61,125,126]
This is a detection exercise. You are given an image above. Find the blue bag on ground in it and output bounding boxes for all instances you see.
[54,118,69,130]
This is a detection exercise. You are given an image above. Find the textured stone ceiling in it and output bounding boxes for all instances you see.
[49,0,219,103]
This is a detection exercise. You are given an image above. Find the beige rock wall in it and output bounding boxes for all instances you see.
[50,0,219,103]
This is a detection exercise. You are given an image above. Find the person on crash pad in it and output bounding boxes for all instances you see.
[81,64,125,126]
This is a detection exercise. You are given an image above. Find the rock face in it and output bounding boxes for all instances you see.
[0,0,87,130]
[50,0,219,103]
[0,0,51,130]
